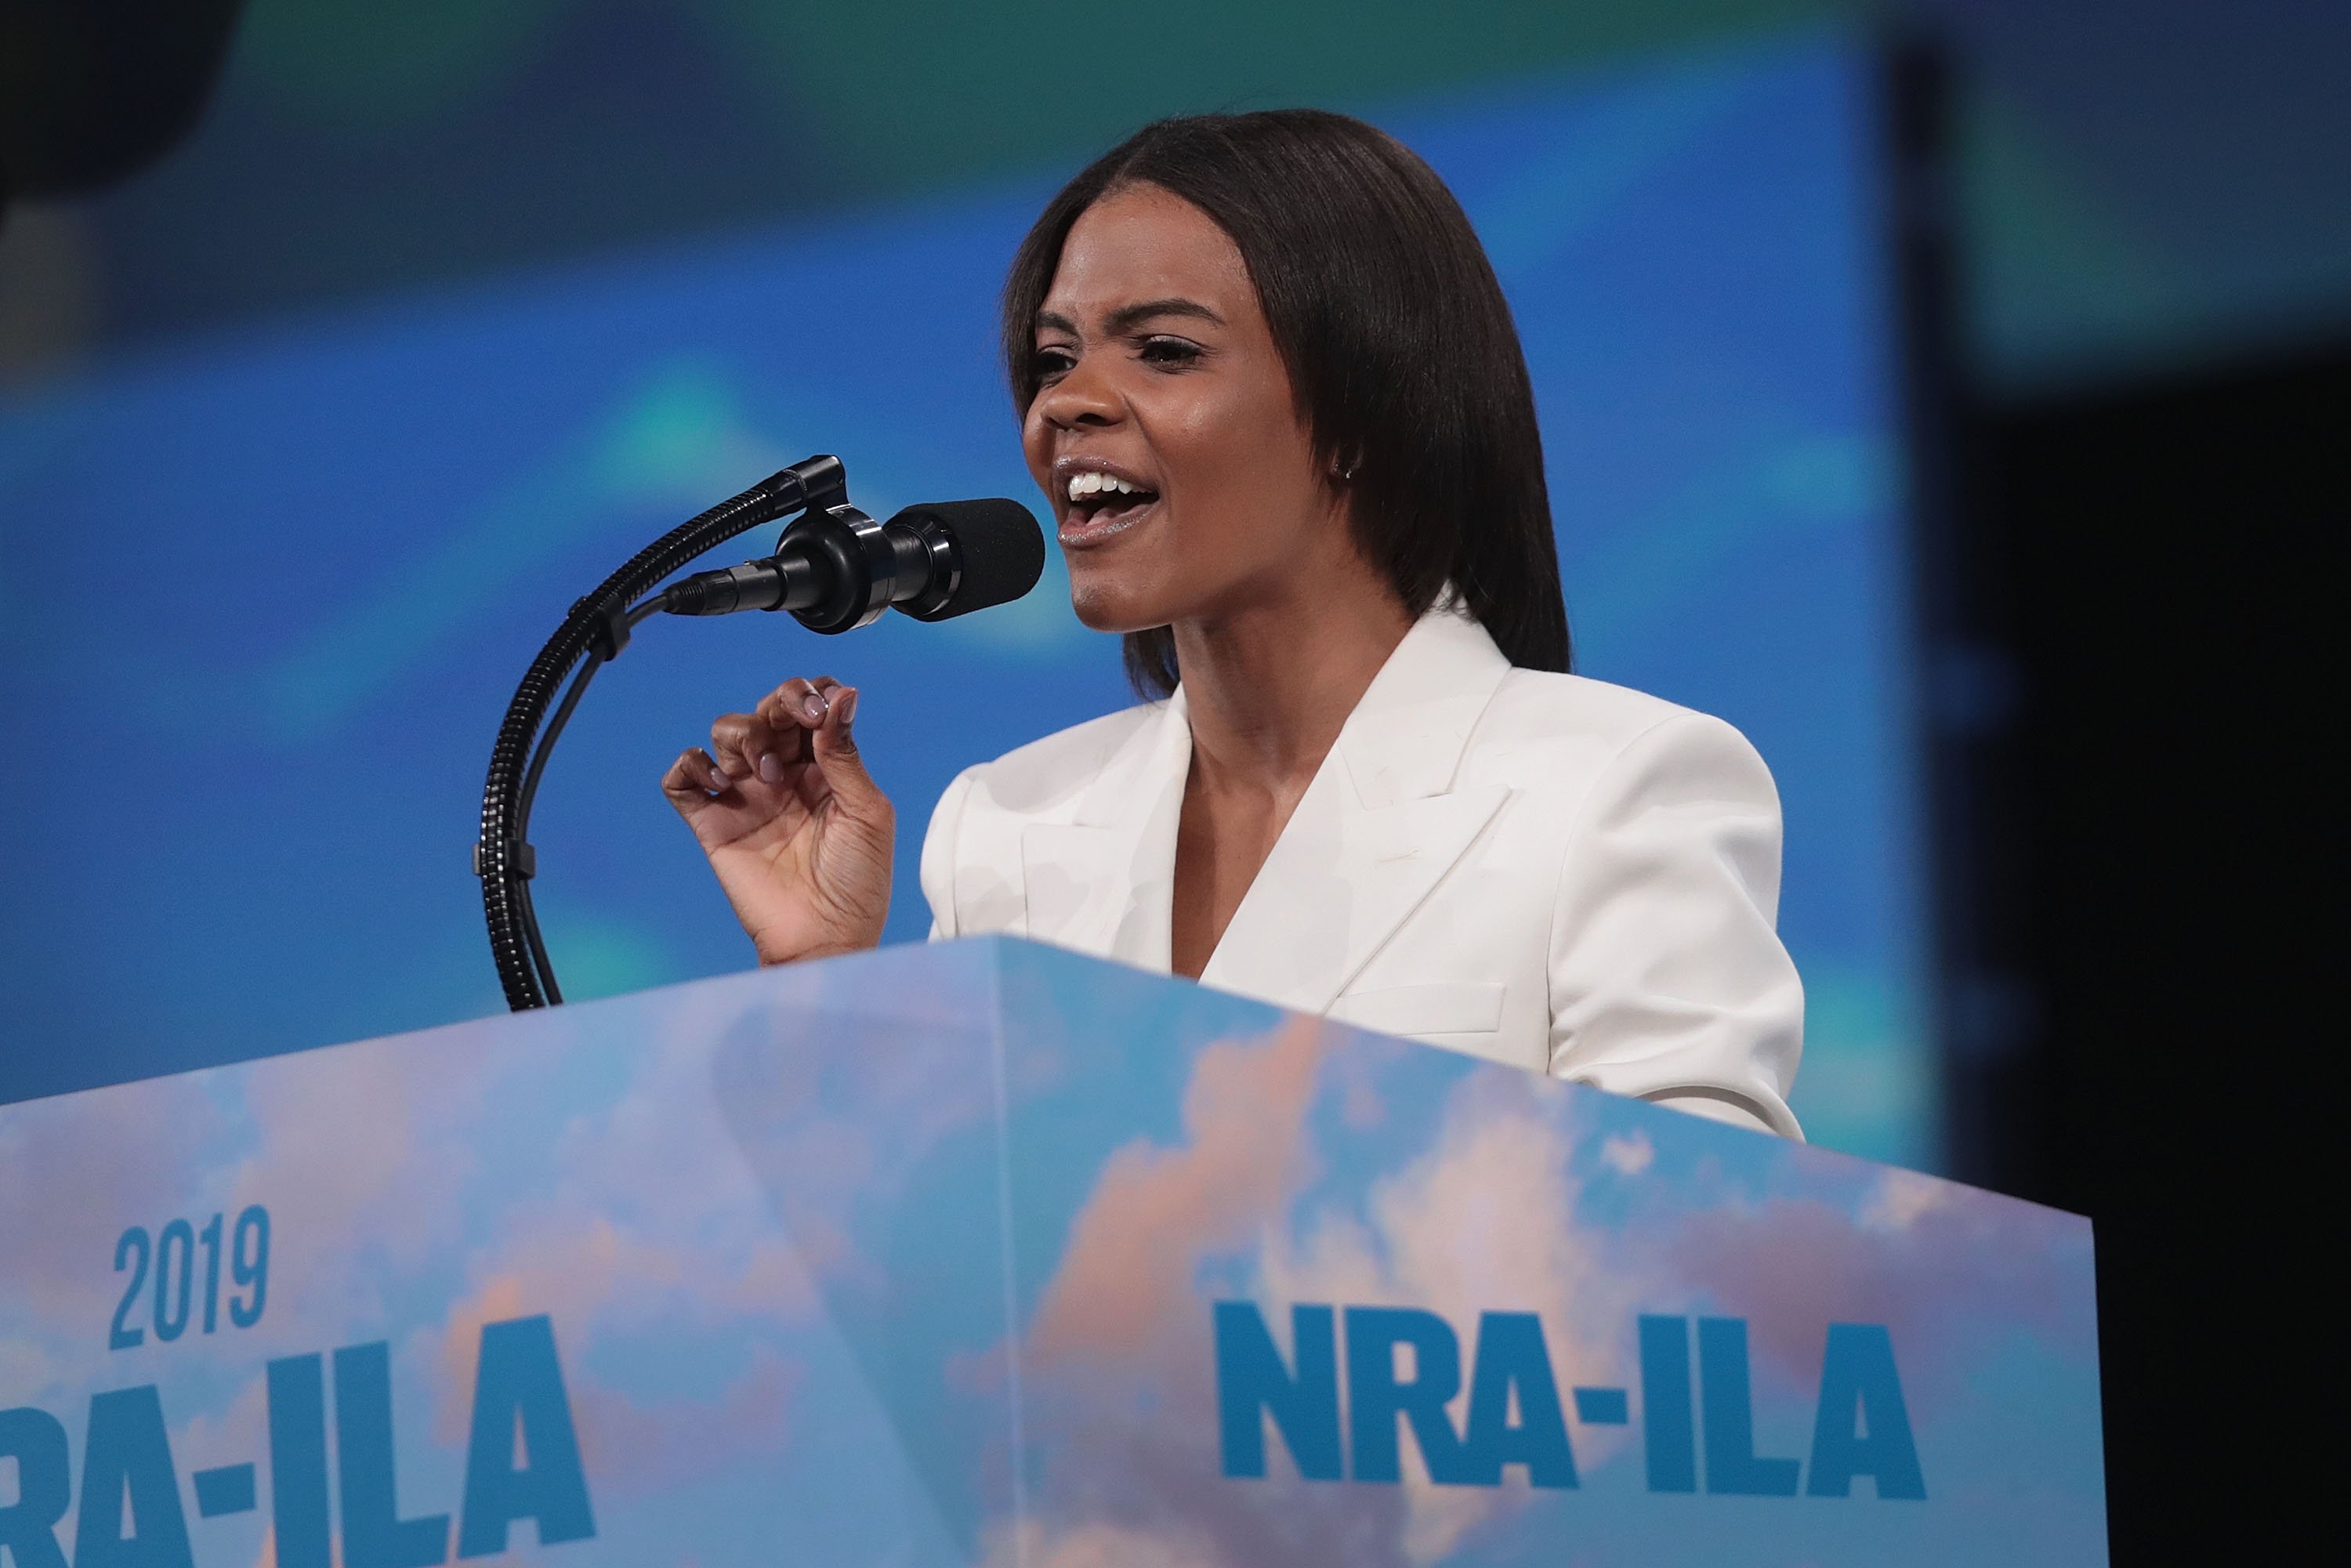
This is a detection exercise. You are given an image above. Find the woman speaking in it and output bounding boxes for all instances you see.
[660,110,1804,1139]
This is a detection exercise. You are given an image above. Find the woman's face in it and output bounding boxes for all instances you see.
[1023,183,1347,635]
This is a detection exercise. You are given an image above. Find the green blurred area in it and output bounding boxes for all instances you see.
[3,0,2347,389]
[226,0,1834,167]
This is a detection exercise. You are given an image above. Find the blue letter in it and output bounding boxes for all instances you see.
[456,1316,595,1556]
[1807,1324,1925,1500]
[266,1356,331,1568]
[1637,1316,1696,1493]
[1456,1313,1575,1488]
[190,1466,255,1519]
[333,1342,449,1568]
[1698,1318,1799,1496]
[0,1406,71,1568]
[1214,1303,1342,1481]
[73,1385,193,1568]
[1344,1307,1465,1484]
[1573,1387,1628,1425]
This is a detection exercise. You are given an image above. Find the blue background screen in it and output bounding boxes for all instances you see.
[0,34,1931,1165]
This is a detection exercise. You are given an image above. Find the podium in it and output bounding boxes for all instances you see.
[0,938,2103,1566]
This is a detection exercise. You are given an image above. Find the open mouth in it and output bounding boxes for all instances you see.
[1063,470,1161,537]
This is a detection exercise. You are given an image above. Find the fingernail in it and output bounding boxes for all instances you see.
[708,770,732,793]
[757,751,783,784]
[835,688,858,726]
[801,693,827,722]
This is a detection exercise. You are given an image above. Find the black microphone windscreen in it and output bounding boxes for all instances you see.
[893,499,1046,621]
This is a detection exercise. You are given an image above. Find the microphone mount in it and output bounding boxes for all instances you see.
[473,454,865,1012]
[662,498,963,628]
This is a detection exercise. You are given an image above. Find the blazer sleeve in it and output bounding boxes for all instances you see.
[918,766,978,941]
[1546,712,1806,1139]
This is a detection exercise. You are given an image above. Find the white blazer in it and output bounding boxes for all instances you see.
[919,603,1803,1138]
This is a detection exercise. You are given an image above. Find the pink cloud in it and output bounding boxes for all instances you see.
[424,1219,816,1445]
[1030,1016,1328,1367]
[568,1348,801,1497]
[984,1518,1223,1568]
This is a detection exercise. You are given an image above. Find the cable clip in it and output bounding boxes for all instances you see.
[585,594,633,661]
[472,840,537,879]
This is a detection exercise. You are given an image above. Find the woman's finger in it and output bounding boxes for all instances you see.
[736,712,784,782]
[661,748,731,810]
[708,712,759,780]
[809,685,888,826]
[756,676,836,735]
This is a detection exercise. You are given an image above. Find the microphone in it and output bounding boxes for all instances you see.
[661,496,1045,634]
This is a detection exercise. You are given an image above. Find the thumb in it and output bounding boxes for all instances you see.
[810,686,888,818]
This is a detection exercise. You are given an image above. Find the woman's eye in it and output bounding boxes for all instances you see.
[1139,337,1203,369]
[1032,348,1075,380]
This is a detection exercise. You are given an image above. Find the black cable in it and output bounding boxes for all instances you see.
[518,645,606,839]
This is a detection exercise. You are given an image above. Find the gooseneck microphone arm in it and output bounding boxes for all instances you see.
[474,455,1045,1012]
[498,594,672,1006]
[475,455,847,1012]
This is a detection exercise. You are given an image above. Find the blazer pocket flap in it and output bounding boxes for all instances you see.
[1328,983,1505,1037]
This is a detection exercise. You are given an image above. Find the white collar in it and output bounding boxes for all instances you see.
[1021,602,1512,1010]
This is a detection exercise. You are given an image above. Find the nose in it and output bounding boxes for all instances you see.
[1033,349,1122,432]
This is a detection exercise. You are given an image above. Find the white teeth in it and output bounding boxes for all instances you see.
[1065,471,1151,504]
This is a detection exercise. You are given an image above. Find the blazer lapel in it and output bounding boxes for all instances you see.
[1020,690,1192,967]
[1200,608,1513,1014]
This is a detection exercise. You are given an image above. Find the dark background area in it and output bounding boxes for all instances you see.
[1945,343,2335,1559]
[1876,32,2337,1546]
[5,1,2343,1556]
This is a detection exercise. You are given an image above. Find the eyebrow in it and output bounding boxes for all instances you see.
[1035,297,1226,338]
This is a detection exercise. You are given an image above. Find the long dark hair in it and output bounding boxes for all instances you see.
[1002,109,1570,697]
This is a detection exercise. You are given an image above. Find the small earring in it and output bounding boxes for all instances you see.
[1339,460,1359,482]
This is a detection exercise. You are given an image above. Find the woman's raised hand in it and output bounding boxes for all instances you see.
[661,676,893,965]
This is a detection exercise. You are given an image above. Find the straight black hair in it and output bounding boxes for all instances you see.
[1002,108,1570,697]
